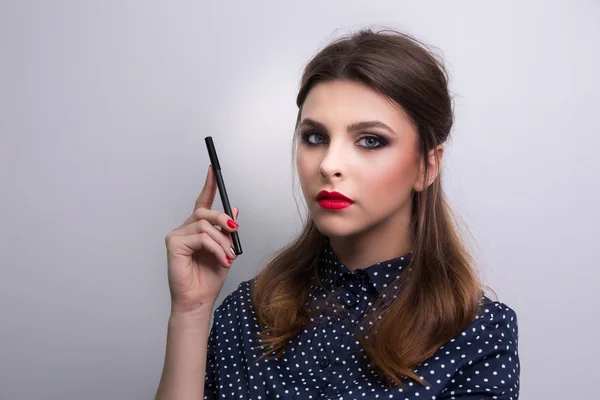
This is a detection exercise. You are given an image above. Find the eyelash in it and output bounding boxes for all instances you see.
[300,131,388,150]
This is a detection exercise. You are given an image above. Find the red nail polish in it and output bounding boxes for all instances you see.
[226,257,232,265]
[227,219,239,228]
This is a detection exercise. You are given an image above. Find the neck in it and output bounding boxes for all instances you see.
[328,206,413,271]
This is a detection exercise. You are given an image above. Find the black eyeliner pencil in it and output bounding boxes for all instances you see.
[204,136,243,256]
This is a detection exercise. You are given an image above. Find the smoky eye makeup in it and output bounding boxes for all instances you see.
[299,130,389,150]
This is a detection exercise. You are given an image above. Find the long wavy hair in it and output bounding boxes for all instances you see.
[252,27,483,387]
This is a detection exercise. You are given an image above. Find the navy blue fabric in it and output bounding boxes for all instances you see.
[205,239,519,399]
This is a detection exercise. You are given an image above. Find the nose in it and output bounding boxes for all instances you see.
[319,140,346,180]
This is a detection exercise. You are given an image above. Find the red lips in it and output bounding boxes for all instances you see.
[316,190,354,203]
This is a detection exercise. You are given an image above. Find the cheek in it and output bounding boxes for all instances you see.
[296,153,306,180]
[361,158,418,200]
[296,151,315,186]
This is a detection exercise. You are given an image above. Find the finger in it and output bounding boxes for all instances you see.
[181,166,217,226]
[171,232,233,268]
[225,207,239,257]
[178,206,239,234]
[172,218,238,259]
[194,165,217,211]
[191,208,239,231]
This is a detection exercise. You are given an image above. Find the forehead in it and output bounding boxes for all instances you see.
[300,80,415,133]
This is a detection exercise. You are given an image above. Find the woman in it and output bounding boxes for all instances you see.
[156,28,520,399]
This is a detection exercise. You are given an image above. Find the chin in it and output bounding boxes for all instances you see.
[311,214,363,239]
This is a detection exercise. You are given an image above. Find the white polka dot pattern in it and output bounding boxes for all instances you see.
[204,239,520,399]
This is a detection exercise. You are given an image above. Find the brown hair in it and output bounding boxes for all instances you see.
[252,27,483,387]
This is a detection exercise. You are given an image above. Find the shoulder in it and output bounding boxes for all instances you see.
[472,296,519,341]
[435,296,520,399]
[450,296,519,358]
[205,279,259,389]
[212,278,257,322]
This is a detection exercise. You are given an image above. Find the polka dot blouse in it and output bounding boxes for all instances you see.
[204,239,520,399]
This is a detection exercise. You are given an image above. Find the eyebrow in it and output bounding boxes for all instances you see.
[296,118,396,136]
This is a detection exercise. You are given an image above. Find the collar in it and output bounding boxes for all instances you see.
[318,237,412,293]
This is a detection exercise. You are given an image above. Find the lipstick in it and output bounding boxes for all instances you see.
[316,190,354,210]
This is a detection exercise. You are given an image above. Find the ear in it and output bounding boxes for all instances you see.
[413,144,444,192]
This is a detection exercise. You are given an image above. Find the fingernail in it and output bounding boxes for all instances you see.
[230,247,236,257]
[235,209,239,219]
[226,257,232,265]
[227,219,239,228]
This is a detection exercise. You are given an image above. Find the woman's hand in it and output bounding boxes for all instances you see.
[164,165,240,314]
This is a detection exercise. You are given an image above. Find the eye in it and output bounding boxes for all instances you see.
[357,135,387,149]
[301,131,327,145]
[300,131,388,150]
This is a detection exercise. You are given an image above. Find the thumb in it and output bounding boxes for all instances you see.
[233,207,239,221]
[195,165,217,210]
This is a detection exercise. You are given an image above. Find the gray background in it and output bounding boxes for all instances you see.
[1,0,599,398]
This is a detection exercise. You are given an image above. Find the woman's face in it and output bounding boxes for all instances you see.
[296,80,424,239]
